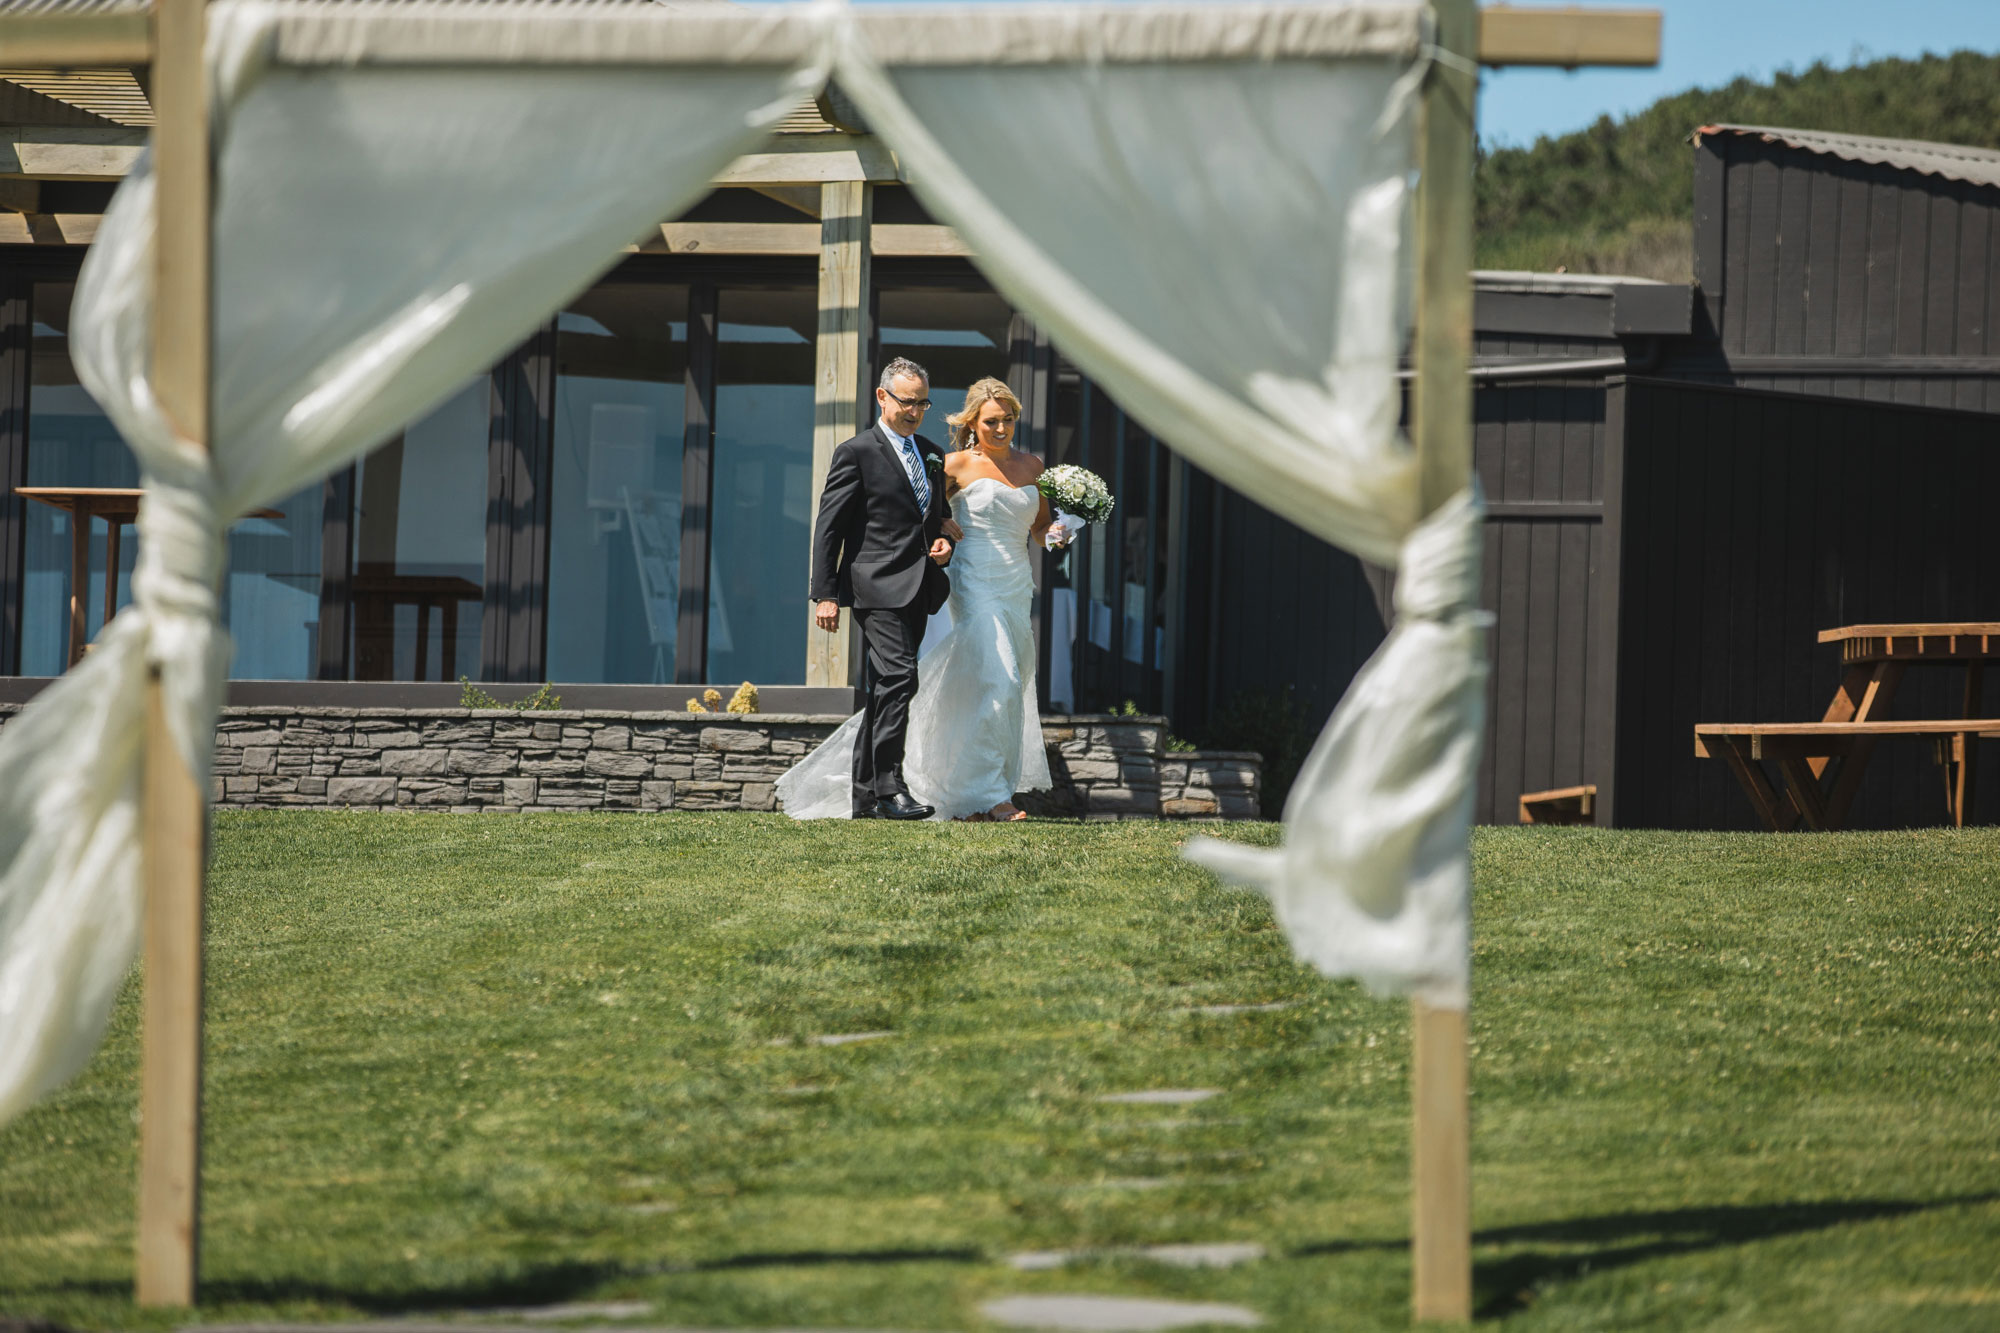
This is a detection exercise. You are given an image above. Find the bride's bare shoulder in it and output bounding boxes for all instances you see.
[1015,454,1047,483]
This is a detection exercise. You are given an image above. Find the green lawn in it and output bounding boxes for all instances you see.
[2,815,1997,1331]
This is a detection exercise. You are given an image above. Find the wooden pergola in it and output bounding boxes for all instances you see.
[0,2,1658,1323]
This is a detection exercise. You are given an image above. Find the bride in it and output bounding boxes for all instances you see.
[779,376,1067,822]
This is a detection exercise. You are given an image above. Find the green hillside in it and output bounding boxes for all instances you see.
[1475,49,2000,281]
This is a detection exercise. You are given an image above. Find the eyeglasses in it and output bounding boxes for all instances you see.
[882,387,933,410]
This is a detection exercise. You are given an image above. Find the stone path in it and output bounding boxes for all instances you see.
[1099,1117,1245,1132]
[1093,1089,1218,1105]
[981,1294,1262,1330]
[1177,1002,1295,1017]
[498,1303,654,1322]
[1007,1242,1266,1271]
[195,1325,920,1333]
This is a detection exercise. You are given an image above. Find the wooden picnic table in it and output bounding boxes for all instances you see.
[17,487,283,670]
[1696,622,2000,831]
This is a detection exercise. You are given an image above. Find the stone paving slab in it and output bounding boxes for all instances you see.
[809,1030,896,1046]
[1093,1089,1218,1105]
[981,1295,1262,1330]
[1007,1242,1266,1271]
[1176,1002,1295,1016]
[192,1325,927,1333]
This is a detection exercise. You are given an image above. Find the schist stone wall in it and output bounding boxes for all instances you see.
[0,706,1261,819]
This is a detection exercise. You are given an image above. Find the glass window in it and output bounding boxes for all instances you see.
[347,378,490,680]
[545,282,688,683]
[707,288,815,685]
[1121,414,1152,665]
[876,289,1013,441]
[223,479,323,680]
[21,282,136,675]
[19,282,325,680]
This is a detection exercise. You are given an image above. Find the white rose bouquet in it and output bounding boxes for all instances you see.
[1037,464,1115,523]
[1040,464,1120,548]
[1036,464,1114,550]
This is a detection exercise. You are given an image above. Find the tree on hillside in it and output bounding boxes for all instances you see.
[1475,49,2000,281]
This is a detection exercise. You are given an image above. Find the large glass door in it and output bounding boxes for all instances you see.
[543,282,690,683]
[706,287,815,686]
[347,378,491,680]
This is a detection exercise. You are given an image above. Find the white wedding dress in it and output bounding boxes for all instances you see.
[779,476,1053,820]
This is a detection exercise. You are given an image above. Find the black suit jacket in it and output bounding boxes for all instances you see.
[809,423,953,614]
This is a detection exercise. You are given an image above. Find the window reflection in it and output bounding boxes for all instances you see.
[224,482,322,680]
[21,282,135,675]
[1122,413,1152,666]
[21,281,322,679]
[348,378,489,680]
[708,288,814,685]
[876,289,1013,437]
[545,283,688,683]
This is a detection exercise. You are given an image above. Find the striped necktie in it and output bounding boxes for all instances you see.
[895,435,930,512]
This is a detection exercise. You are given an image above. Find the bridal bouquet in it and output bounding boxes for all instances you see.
[1037,464,1115,523]
[1036,465,1113,550]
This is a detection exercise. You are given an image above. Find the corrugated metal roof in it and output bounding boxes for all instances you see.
[1695,124,2000,191]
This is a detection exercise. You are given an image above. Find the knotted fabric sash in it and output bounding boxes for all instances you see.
[1187,489,1488,1010]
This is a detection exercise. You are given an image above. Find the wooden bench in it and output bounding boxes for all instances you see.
[1518,784,1595,825]
[1695,721,2000,831]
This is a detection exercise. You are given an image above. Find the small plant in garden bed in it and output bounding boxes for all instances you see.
[458,677,561,710]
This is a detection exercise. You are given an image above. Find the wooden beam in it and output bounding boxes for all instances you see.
[806,180,871,691]
[0,10,153,66]
[632,221,963,258]
[712,135,901,186]
[0,216,964,255]
[1411,0,1477,1324]
[0,212,98,244]
[1478,7,1661,68]
[135,0,208,1310]
[0,126,146,179]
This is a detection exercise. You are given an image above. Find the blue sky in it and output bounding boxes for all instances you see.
[1465,0,1997,147]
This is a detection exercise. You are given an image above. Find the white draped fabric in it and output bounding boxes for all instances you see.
[0,0,1482,1129]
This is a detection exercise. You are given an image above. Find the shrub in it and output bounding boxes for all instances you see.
[459,677,562,711]
[1200,684,1312,816]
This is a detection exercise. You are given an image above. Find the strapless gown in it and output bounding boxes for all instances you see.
[779,476,1053,820]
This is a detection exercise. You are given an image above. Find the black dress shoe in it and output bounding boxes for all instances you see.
[852,801,880,819]
[874,790,935,821]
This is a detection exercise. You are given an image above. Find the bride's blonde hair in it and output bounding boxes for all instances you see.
[946,376,1023,450]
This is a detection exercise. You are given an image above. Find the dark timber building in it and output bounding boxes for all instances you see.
[1186,124,2000,828]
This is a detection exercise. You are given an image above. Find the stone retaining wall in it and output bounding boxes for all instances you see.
[0,705,1261,819]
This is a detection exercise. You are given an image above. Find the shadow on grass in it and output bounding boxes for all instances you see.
[1291,1194,1997,1320]
[1472,1194,1997,1319]
[31,1249,987,1319]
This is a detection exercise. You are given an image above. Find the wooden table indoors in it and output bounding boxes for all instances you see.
[1696,622,2000,831]
[17,487,283,670]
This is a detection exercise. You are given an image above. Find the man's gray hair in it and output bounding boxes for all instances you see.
[879,357,929,392]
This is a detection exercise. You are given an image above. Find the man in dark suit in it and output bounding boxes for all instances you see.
[810,357,957,819]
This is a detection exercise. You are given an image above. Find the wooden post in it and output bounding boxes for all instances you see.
[1410,0,1477,1323]
[136,0,209,1309]
[805,179,871,690]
